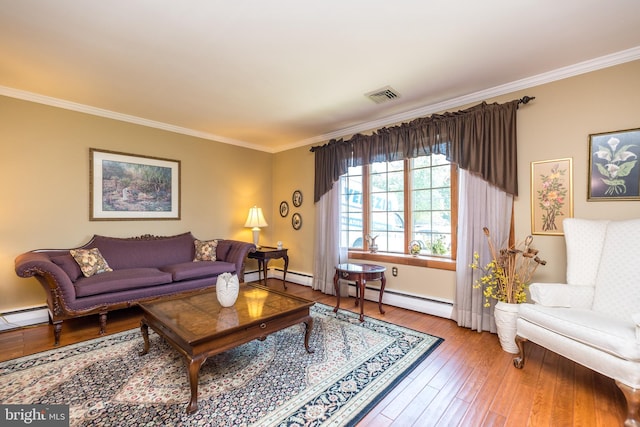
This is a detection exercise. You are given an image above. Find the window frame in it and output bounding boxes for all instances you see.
[346,159,458,271]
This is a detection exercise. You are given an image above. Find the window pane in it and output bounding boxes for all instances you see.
[432,165,451,188]
[369,161,404,254]
[370,172,387,192]
[412,167,431,189]
[413,155,431,168]
[432,187,450,210]
[340,166,363,248]
[412,189,431,210]
[432,153,448,166]
[410,156,452,257]
[340,155,453,258]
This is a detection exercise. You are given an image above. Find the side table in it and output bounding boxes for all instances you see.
[248,246,288,289]
[333,263,386,322]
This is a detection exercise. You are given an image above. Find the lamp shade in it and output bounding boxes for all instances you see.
[244,206,268,228]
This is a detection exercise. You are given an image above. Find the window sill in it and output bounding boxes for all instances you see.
[348,251,456,271]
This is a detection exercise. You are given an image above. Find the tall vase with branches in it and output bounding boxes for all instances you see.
[470,227,547,353]
[470,227,546,306]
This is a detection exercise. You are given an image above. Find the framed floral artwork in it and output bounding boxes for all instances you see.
[588,128,640,201]
[531,158,573,235]
[90,148,180,220]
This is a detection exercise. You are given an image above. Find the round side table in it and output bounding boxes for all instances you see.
[333,263,386,322]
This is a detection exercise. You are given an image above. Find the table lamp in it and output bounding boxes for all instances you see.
[244,206,268,248]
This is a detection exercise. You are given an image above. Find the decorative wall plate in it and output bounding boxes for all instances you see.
[279,201,289,217]
[292,213,302,230]
[292,190,303,207]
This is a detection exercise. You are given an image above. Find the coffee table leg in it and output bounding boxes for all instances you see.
[186,355,206,414]
[332,270,340,313]
[303,316,314,353]
[139,320,150,356]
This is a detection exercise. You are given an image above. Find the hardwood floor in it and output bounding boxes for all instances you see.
[0,280,627,426]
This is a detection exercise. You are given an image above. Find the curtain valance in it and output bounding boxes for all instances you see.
[311,98,529,202]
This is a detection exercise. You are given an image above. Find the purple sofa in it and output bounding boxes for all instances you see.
[14,232,256,345]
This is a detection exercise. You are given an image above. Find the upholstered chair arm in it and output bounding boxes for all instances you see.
[632,313,640,342]
[529,283,595,308]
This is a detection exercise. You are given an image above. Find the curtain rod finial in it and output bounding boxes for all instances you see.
[519,96,535,105]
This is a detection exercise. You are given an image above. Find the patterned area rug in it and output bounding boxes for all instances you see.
[0,303,442,426]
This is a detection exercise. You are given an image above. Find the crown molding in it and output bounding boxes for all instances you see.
[283,46,640,152]
[0,85,271,152]
[2,46,639,154]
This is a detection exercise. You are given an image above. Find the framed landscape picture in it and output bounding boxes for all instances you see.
[588,128,640,201]
[531,158,573,235]
[90,148,180,220]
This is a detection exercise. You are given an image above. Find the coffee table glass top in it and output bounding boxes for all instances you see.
[138,283,314,345]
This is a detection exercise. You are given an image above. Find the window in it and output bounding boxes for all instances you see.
[339,154,457,263]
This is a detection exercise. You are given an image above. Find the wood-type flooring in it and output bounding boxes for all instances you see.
[0,280,627,426]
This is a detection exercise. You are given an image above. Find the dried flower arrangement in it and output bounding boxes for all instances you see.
[470,227,546,307]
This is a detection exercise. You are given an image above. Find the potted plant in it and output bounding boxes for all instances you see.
[470,227,546,353]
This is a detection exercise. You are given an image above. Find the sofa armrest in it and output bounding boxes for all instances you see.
[221,240,256,282]
[15,251,77,311]
[529,283,595,308]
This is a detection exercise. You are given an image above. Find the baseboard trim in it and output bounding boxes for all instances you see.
[345,284,454,319]
[245,268,314,287]
[263,268,453,319]
[2,271,451,331]
[0,306,49,331]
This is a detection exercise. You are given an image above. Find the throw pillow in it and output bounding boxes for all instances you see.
[70,248,113,277]
[194,239,218,262]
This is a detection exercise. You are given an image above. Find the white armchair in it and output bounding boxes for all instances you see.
[514,218,640,427]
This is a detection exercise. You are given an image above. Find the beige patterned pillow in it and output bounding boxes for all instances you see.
[194,239,218,261]
[70,248,113,277]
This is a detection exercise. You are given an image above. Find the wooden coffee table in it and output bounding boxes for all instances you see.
[138,283,314,414]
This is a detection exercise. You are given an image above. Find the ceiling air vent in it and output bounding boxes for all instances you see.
[365,86,400,104]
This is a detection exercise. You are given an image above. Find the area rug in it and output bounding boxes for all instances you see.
[0,303,442,426]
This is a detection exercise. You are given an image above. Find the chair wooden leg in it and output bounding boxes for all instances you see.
[513,335,527,369]
[616,381,640,427]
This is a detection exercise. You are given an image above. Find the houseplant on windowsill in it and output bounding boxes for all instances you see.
[470,227,546,353]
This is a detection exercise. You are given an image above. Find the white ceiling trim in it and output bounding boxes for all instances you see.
[2,46,640,154]
[0,86,266,152]
[283,46,640,152]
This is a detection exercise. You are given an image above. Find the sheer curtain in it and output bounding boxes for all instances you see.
[453,169,513,332]
[312,183,347,295]
[310,98,528,301]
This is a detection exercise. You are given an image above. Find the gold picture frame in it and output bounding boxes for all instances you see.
[531,158,573,235]
[90,148,181,221]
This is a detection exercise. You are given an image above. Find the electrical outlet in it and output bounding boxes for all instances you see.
[392,266,398,276]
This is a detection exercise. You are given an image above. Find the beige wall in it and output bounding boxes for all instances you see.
[512,59,640,283]
[1,96,272,311]
[268,146,316,274]
[3,59,640,314]
[274,59,640,303]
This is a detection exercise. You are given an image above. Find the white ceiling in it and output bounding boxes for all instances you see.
[1,1,640,153]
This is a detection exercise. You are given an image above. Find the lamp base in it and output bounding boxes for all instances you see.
[252,228,261,248]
